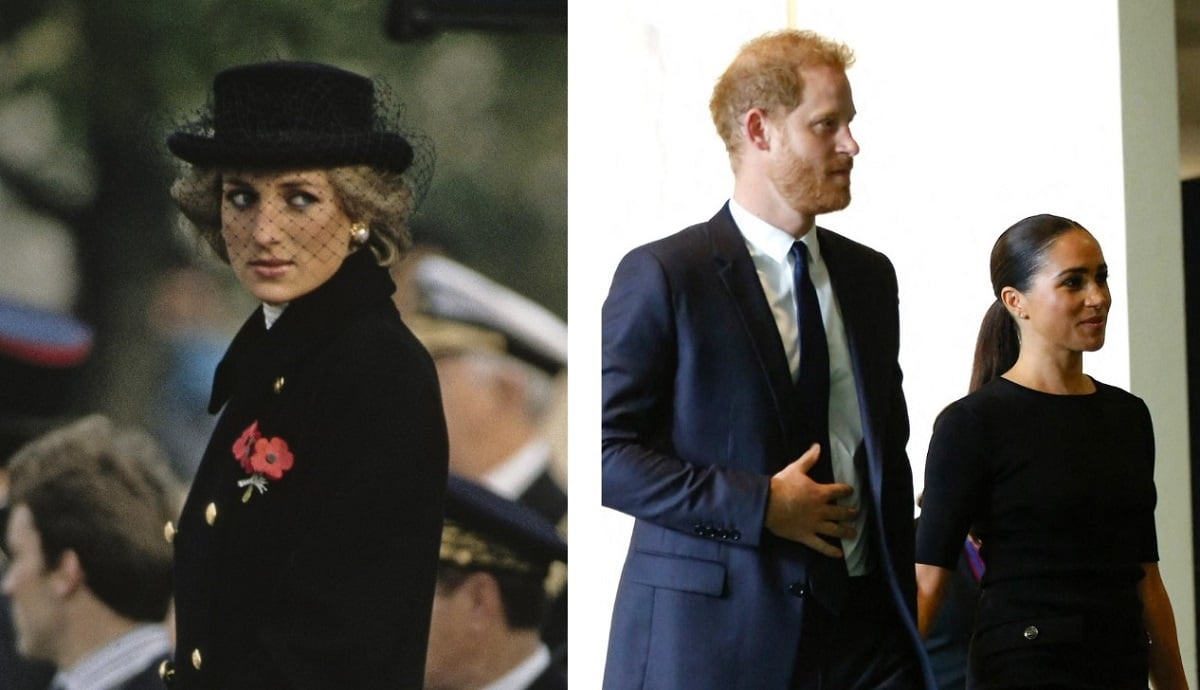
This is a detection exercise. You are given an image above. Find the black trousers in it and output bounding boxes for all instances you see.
[791,570,923,689]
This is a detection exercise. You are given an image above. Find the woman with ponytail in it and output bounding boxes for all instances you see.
[914,214,1186,688]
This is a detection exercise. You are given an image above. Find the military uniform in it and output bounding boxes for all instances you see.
[434,474,567,690]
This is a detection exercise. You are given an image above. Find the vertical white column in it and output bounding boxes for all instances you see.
[1119,0,1196,677]
[568,0,1193,685]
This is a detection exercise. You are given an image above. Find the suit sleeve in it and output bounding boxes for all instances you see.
[877,260,918,570]
[601,247,771,547]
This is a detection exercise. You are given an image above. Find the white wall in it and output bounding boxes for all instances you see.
[568,1,1193,685]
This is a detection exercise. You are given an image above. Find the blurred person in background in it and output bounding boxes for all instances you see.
[400,253,568,658]
[2,414,180,690]
[145,266,245,481]
[399,252,567,528]
[424,474,566,690]
[0,299,93,690]
[163,61,448,688]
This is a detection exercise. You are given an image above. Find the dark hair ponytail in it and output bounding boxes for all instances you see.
[969,301,1020,392]
[968,213,1087,392]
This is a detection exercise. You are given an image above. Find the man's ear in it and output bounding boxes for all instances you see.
[742,108,773,151]
[461,571,505,630]
[50,549,85,598]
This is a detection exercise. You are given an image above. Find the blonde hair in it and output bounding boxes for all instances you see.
[169,164,415,266]
[709,29,855,169]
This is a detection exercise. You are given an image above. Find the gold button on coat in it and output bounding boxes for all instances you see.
[163,521,176,544]
[1023,625,1039,641]
[191,648,203,670]
[159,660,175,681]
[204,503,218,526]
[273,376,285,394]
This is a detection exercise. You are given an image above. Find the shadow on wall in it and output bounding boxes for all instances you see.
[1182,178,1200,668]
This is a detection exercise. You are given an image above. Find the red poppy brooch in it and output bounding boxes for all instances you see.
[232,421,295,502]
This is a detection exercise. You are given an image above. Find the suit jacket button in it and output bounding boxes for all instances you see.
[1023,625,1039,641]
[159,660,175,683]
[273,376,285,394]
[787,582,806,597]
[191,648,203,670]
[163,521,176,544]
[204,503,218,526]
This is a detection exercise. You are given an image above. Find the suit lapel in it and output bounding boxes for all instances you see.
[819,227,887,498]
[708,205,799,454]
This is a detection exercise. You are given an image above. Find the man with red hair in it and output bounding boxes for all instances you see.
[601,29,933,689]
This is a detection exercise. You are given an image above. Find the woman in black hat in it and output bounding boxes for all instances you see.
[162,61,448,689]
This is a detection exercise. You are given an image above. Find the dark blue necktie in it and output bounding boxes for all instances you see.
[791,239,848,611]
[791,241,832,484]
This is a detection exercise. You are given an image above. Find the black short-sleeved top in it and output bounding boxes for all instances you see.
[916,377,1158,688]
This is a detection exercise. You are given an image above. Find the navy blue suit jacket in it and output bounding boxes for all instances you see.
[601,205,932,689]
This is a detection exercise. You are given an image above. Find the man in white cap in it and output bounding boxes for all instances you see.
[398,252,567,529]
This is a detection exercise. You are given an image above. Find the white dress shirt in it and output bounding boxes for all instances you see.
[482,438,553,499]
[261,302,286,329]
[50,624,171,690]
[479,644,553,690]
[729,199,870,576]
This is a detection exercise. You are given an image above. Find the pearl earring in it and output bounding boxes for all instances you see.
[350,222,369,245]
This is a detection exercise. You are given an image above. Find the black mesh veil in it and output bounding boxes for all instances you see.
[166,61,434,273]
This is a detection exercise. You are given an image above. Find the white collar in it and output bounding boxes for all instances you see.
[729,198,822,265]
[482,439,552,498]
[53,624,170,690]
[261,302,288,329]
[479,644,552,690]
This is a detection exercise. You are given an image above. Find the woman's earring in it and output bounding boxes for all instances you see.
[350,222,370,245]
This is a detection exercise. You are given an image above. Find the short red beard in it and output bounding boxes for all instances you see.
[768,152,852,216]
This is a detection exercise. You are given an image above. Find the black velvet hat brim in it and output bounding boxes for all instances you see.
[166,131,415,173]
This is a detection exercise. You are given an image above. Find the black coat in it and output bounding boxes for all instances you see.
[170,250,449,689]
